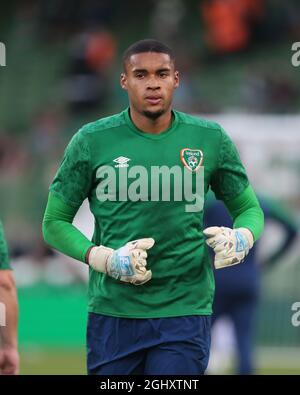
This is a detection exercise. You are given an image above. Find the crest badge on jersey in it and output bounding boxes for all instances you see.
[180,148,204,172]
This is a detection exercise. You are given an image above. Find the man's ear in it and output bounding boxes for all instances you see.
[120,73,127,90]
[174,71,180,89]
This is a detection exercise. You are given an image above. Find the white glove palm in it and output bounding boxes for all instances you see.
[88,238,155,285]
[203,227,253,269]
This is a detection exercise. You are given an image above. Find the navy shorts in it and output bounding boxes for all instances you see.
[87,313,211,375]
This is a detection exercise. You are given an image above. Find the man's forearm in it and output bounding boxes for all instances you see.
[42,192,95,263]
[0,272,18,348]
[224,185,264,241]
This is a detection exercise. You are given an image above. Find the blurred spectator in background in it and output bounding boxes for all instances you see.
[240,68,299,113]
[64,28,116,115]
[201,0,265,54]
[204,193,298,374]
[0,134,30,179]
[150,0,185,46]
[29,108,65,162]
[38,0,115,40]
[286,1,300,38]
[264,74,299,113]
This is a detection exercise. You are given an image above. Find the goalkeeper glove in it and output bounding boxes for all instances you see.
[203,226,254,269]
[88,238,155,285]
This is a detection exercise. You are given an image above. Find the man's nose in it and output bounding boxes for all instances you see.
[146,75,160,89]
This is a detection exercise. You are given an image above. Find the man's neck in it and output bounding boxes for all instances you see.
[129,107,173,134]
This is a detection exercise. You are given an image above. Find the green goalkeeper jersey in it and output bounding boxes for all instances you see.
[50,108,249,318]
[0,221,10,270]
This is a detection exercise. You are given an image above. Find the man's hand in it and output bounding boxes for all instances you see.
[0,345,19,375]
[88,238,155,285]
[203,227,254,269]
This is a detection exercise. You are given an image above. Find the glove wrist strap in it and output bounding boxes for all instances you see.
[239,227,254,249]
[88,245,114,273]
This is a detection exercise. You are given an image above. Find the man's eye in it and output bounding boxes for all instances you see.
[136,74,144,79]
[160,73,168,78]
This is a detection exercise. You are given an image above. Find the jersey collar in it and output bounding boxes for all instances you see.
[123,107,179,140]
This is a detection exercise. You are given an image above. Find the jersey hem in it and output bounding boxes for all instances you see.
[87,307,213,318]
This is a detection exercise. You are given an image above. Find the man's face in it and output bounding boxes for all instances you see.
[120,52,179,120]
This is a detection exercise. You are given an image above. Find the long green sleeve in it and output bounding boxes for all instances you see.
[0,221,11,270]
[224,185,264,241]
[42,192,95,263]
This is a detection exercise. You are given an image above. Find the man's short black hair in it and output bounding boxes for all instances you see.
[122,39,175,71]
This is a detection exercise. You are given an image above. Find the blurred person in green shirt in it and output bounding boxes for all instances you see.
[0,221,19,375]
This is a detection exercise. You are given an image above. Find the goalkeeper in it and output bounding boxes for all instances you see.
[42,39,264,375]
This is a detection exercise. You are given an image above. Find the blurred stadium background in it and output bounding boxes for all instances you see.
[0,0,299,374]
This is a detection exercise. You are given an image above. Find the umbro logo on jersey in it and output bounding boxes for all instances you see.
[113,156,131,168]
[180,148,204,172]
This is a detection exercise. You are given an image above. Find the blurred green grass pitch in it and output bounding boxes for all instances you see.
[20,348,86,375]
[20,348,300,375]
[18,284,88,374]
